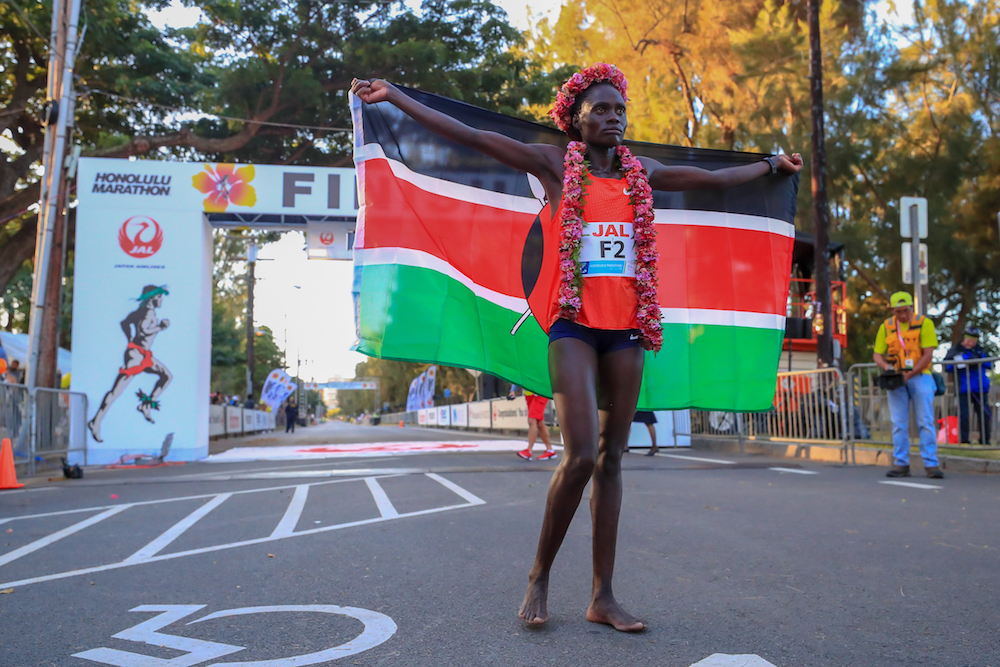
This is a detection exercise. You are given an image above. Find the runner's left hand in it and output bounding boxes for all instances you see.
[776,153,803,174]
[160,319,170,329]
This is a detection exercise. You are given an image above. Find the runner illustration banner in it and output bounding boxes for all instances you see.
[88,284,172,442]
[351,88,799,411]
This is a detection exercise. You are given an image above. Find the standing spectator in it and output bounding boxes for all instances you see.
[873,292,943,479]
[5,360,23,384]
[243,393,255,409]
[284,400,299,433]
[632,411,658,456]
[509,385,556,461]
[944,327,992,445]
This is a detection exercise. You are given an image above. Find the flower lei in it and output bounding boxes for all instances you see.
[556,141,662,351]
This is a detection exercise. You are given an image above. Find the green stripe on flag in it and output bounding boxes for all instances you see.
[355,263,784,411]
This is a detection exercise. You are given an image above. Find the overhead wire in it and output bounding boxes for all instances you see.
[88,89,352,134]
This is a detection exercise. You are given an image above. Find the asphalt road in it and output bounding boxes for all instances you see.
[1,421,998,667]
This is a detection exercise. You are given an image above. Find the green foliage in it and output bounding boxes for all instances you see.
[536,0,1000,364]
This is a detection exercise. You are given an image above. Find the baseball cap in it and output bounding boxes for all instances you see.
[964,326,981,338]
[889,292,913,307]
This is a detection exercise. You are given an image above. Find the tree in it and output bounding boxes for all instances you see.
[1,0,559,323]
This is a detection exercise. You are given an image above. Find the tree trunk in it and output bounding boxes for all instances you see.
[808,0,834,366]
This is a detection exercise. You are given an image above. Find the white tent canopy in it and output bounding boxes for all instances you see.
[0,332,72,375]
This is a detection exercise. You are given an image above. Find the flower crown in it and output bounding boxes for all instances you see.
[549,63,629,134]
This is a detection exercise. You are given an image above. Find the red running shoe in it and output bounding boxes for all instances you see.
[537,450,558,461]
[516,449,532,460]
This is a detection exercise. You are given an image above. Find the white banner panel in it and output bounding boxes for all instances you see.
[209,405,225,437]
[242,409,254,431]
[72,158,359,463]
[450,404,468,427]
[491,397,528,430]
[468,401,491,428]
[426,407,438,426]
[225,406,243,434]
[418,409,428,425]
[437,406,450,426]
[307,220,356,260]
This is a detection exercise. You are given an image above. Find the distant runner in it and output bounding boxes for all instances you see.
[508,385,556,461]
[88,285,172,442]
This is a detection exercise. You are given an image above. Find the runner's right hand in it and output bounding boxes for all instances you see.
[351,78,395,105]
[160,319,170,329]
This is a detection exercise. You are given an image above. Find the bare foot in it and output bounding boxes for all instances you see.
[137,403,155,424]
[87,419,103,443]
[518,577,548,626]
[587,595,645,632]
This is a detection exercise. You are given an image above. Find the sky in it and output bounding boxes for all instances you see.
[143,0,915,382]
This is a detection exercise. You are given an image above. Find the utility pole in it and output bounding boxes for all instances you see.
[26,0,83,390]
[807,0,834,366]
[245,240,257,401]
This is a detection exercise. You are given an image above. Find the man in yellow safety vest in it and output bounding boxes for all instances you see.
[872,291,943,479]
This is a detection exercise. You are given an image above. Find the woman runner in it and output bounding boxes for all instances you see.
[351,64,802,632]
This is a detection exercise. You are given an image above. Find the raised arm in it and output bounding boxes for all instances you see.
[639,153,803,191]
[351,79,564,187]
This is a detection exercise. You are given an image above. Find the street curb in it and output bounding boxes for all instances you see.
[690,437,1000,474]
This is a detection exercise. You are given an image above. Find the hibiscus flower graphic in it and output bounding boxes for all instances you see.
[192,164,257,212]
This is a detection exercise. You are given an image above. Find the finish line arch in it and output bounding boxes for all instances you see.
[72,158,359,464]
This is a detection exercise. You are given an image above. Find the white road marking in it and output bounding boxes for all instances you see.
[0,473,485,590]
[364,477,399,519]
[73,605,243,666]
[189,605,397,665]
[0,505,131,568]
[689,654,778,667]
[769,467,819,475]
[271,485,310,538]
[879,480,943,490]
[73,604,397,667]
[426,472,486,505]
[217,468,420,480]
[660,453,737,465]
[0,475,397,524]
[123,493,233,564]
[204,440,540,462]
[0,502,479,590]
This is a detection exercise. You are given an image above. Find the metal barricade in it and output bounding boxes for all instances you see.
[940,355,996,447]
[33,388,89,471]
[676,367,852,462]
[848,357,997,451]
[0,383,31,470]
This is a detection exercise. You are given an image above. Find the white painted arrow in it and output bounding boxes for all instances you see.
[690,655,778,667]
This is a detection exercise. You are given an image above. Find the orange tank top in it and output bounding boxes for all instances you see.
[537,176,639,331]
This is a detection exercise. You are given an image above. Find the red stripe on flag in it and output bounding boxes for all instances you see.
[361,159,534,298]
[360,158,792,315]
[656,226,793,313]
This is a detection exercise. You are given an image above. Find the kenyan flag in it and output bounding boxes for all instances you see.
[350,88,798,411]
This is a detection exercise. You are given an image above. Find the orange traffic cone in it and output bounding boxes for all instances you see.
[0,438,24,489]
[399,420,404,428]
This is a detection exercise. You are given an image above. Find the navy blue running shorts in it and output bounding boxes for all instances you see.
[548,319,642,355]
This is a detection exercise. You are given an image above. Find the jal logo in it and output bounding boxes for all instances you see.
[118,216,163,258]
[319,232,335,246]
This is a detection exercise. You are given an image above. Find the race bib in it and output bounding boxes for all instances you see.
[580,222,635,278]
